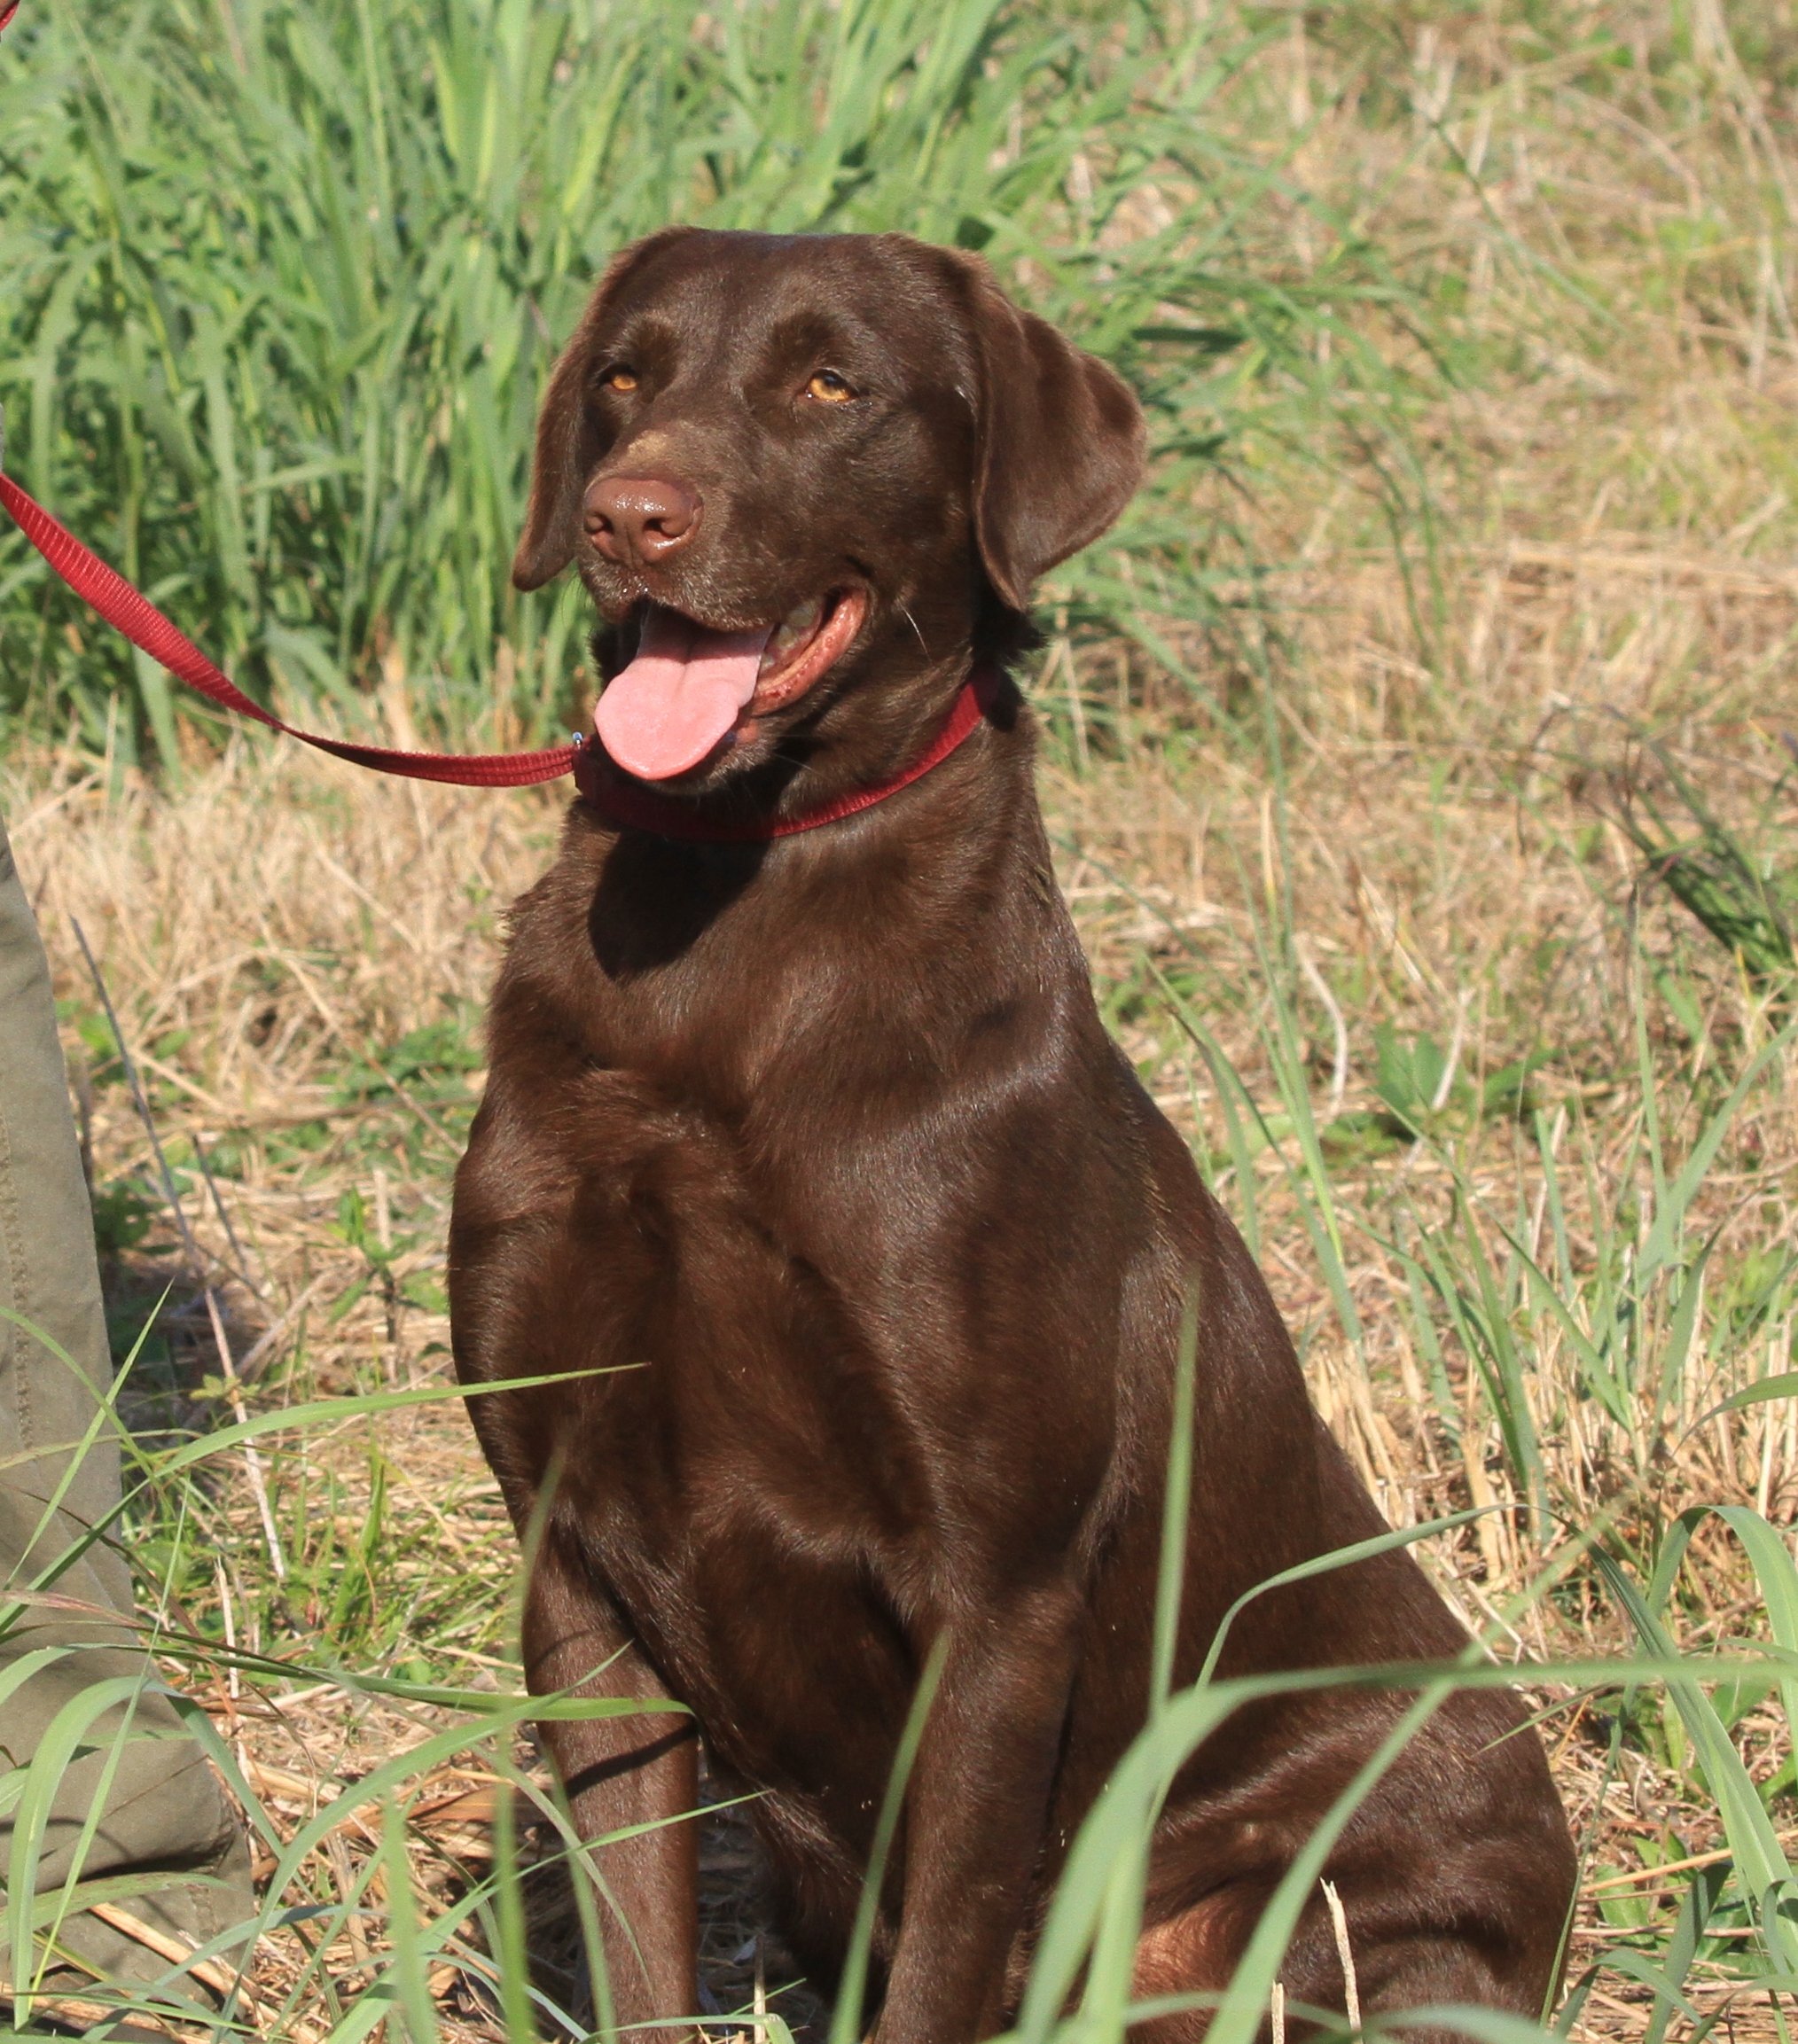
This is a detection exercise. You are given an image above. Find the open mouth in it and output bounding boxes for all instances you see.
[748,587,866,717]
[594,588,867,784]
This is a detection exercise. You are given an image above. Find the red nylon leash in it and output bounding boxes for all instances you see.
[0,471,578,787]
[0,465,999,831]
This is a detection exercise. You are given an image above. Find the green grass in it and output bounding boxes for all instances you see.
[0,0,1434,770]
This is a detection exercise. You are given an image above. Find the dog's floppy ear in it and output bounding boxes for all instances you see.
[948,253,1145,612]
[512,226,700,592]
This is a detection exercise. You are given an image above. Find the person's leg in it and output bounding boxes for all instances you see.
[0,807,253,1997]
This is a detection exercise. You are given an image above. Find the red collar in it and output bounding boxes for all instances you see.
[573,666,1005,843]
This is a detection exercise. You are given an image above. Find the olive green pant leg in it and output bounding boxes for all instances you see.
[0,808,254,1991]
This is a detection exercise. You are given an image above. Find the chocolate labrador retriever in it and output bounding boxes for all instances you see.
[450,228,1574,2044]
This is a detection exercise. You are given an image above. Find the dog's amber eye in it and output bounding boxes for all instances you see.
[806,369,856,403]
[603,367,638,394]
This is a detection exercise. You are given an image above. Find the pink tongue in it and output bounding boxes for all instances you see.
[594,605,772,781]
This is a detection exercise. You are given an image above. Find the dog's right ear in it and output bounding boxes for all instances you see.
[512,227,699,592]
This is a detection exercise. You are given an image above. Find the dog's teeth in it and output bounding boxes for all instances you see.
[758,597,824,675]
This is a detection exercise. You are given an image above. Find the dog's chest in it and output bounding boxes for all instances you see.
[533,1081,945,1765]
[475,1043,936,1494]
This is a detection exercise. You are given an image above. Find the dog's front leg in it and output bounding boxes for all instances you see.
[872,1586,1083,2044]
[524,1528,700,2039]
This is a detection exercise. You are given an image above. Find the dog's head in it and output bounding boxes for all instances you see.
[514,229,1144,788]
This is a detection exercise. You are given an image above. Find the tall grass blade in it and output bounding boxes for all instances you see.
[829,1634,950,2044]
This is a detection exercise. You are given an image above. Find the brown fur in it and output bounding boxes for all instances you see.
[449,228,1575,2044]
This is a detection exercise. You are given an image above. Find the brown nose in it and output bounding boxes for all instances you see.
[584,475,700,567]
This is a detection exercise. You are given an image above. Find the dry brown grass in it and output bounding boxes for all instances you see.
[8,581,1794,2037]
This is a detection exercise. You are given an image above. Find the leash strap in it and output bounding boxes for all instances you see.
[0,469,578,786]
